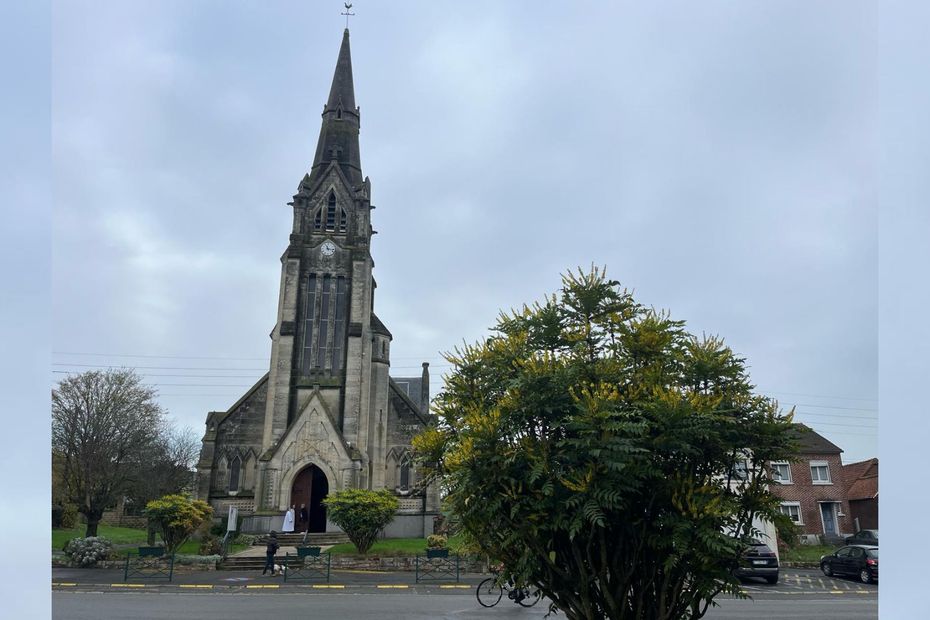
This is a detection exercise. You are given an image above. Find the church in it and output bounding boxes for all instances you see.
[194,28,439,537]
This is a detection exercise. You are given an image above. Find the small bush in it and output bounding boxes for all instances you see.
[427,534,448,549]
[232,534,257,546]
[323,489,399,554]
[64,537,114,567]
[175,554,221,566]
[199,535,222,556]
[61,503,79,529]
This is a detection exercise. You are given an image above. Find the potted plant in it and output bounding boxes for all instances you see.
[426,534,449,558]
[297,546,322,557]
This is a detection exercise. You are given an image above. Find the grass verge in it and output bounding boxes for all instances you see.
[780,544,837,563]
[327,535,465,556]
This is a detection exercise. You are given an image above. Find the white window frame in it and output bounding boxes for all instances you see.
[779,502,803,524]
[771,461,792,484]
[810,461,832,485]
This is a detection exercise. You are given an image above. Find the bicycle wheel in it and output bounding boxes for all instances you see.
[476,577,503,607]
[517,588,542,607]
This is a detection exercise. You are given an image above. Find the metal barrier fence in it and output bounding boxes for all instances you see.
[123,547,174,582]
[415,554,460,583]
[283,547,331,582]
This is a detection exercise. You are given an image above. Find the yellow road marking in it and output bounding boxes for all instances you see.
[111,584,145,588]
[312,585,345,589]
[439,585,470,589]
[179,585,213,589]
[376,585,409,589]
[246,585,280,589]
[53,583,77,587]
[830,590,844,594]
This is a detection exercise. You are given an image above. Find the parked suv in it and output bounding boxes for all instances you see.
[734,538,779,584]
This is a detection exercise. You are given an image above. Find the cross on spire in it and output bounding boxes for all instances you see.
[341,3,355,29]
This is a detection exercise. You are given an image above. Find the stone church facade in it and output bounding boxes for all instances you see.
[195,29,439,537]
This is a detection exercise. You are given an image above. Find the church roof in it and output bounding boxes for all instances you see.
[309,29,363,188]
[371,313,392,337]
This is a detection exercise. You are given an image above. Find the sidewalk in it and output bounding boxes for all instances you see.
[52,565,486,593]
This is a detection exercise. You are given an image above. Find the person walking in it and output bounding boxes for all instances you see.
[262,532,279,576]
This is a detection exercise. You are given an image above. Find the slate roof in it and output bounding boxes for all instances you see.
[791,424,843,455]
[843,458,879,500]
[371,313,392,337]
[391,376,424,412]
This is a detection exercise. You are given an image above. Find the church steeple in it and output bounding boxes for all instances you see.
[309,29,362,188]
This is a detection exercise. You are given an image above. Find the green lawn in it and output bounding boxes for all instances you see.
[53,525,149,550]
[53,525,247,557]
[780,545,837,563]
[328,535,465,556]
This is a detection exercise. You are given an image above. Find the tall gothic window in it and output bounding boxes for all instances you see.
[338,208,347,233]
[399,453,412,489]
[331,277,347,370]
[228,455,241,493]
[301,273,349,375]
[316,275,332,369]
[300,275,318,373]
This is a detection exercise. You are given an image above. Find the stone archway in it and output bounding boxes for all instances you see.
[290,464,329,533]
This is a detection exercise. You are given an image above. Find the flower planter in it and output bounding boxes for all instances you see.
[297,546,322,557]
[426,549,449,559]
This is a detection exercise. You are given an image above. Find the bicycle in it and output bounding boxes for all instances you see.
[476,575,542,608]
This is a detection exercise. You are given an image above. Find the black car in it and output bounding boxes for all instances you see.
[845,529,878,546]
[820,545,878,584]
[734,539,779,584]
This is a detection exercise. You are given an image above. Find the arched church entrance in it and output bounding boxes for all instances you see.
[290,464,329,533]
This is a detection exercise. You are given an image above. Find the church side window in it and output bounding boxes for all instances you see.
[228,454,241,493]
[325,194,337,231]
[300,274,318,374]
[313,208,323,230]
[316,275,332,369]
[338,208,347,233]
[399,453,412,490]
[331,276,348,370]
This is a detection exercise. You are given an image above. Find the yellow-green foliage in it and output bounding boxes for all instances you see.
[144,494,213,555]
[415,266,796,620]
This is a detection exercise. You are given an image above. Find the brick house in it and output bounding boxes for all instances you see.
[770,425,853,544]
[843,458,878,531]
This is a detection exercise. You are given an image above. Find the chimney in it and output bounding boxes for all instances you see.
[420,362,430,413]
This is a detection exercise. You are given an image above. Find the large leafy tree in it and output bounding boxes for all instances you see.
[414,268,796,620]
[52,369,165,536]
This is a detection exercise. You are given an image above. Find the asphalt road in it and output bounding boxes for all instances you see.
[53,591,878,620]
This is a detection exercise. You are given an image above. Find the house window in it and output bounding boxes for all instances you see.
[228,455,241,493]
[732,460,749,480]
[810,461,832,484]
[771,462,792,483]
[779,502,803,524]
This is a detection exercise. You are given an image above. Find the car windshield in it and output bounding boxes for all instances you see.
[866,549,878,558]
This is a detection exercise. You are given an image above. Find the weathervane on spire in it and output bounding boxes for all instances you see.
[341,3,355,29]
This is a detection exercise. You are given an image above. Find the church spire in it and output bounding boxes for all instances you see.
[309,28,362,187]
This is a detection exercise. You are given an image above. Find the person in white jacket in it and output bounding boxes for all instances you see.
[282,505,296,533]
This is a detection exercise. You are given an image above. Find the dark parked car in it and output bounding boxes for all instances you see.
[734,538,779,584]
[820,545,878,584]
[845,529,878,546]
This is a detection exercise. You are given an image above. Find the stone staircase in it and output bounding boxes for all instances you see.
[218,532,350,571]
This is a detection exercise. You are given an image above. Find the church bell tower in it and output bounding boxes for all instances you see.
[260,28,390,490]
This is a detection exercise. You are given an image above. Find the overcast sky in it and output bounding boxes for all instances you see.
[50,0,877,463]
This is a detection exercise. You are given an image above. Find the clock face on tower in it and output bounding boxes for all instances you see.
[320,240,336,257]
